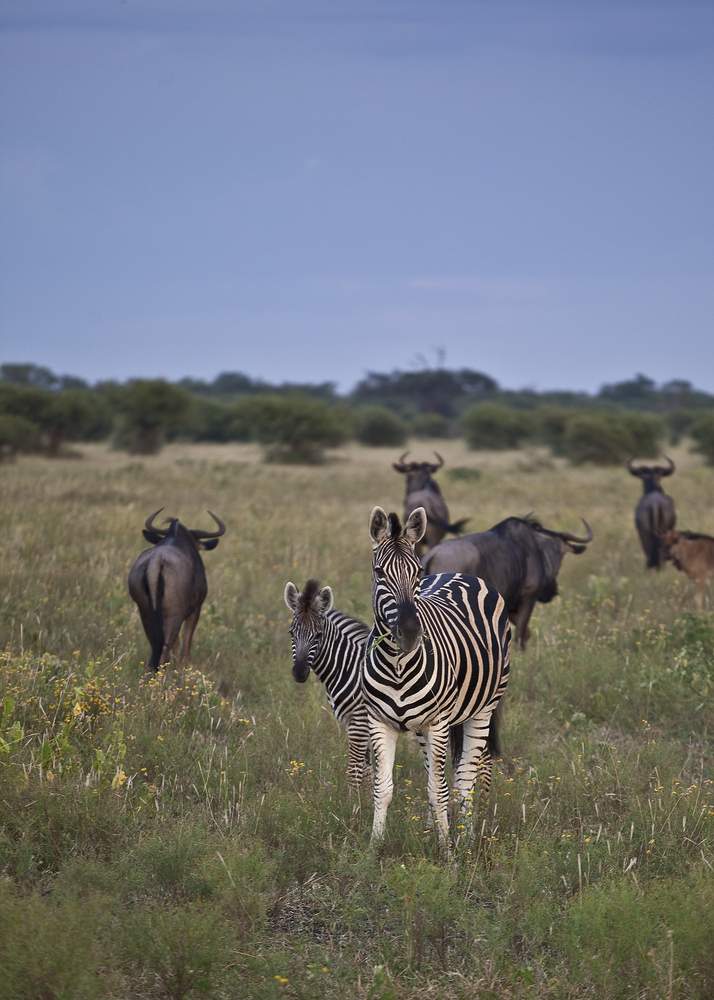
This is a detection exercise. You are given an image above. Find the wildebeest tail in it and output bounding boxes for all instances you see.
[428,514,470,536]
[143,567,165,670]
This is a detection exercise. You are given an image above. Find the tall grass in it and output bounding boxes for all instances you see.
[0,441,712,998]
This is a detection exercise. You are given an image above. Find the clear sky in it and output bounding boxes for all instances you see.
[1,0,712,393]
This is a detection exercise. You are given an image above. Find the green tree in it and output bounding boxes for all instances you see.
[562,412,663,465]
[460,403,533,450]
[354,407,408,447]
[0,414,40,460]
[232,395,350,463]
[690,412,714,465]
[111,380,192,455]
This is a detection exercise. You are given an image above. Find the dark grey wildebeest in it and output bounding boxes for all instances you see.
[393,451,468,554]
[421,515,593,649]
[627,457,676,569]
[129,508,225,670]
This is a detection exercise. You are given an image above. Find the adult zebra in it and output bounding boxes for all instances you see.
[284,579,372,787]
[364,506,511,849]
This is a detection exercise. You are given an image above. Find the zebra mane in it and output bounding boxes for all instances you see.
[387,512,402,537]
[297,579,322,612]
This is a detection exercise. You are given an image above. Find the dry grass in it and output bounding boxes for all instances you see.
[0,440,713,999]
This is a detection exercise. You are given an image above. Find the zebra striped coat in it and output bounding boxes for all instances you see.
[284,580,372,786]
[364,506,511,847]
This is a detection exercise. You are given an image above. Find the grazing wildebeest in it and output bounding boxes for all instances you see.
[421,515,593,649]
[627,456,676,569]
[363,506,510,850]
[661,529,714,609]
[284,579,372,786]
[129,508,225,670]
[393,451,468,554]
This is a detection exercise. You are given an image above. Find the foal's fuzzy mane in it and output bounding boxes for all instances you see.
[297,578,322,612]
[387,512,402,538]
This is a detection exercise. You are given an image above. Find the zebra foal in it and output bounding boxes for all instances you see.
[284,579,372,786]
[364,506,511,849]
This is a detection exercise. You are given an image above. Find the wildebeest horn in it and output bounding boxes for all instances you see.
[190,511,226,539]
[626,458,642,476]
[432,452,444,470]
[558,519,594,544]
[657,455,675,476]
[144,508,169,535]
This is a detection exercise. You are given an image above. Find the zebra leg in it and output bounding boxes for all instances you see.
[454,713,493,824]
[424,724,451,849]
[346,716,372,787]
[369,715,399,841]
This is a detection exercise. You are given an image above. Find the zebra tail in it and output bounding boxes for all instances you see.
[144,567,165,671]
[487,701,502,759]
[450,723,463,772]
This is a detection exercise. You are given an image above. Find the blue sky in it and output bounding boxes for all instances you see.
[1,0,712,392]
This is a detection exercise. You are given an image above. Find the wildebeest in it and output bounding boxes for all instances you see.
[393,451,468,554]
[284,579,372,786]
[128,508,225,670]
[661,529,714,609]
[421,515,593,649]
[627,456,676,569]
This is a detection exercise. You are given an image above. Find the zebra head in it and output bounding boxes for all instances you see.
[369,505,427,653]
[284,579,334,682]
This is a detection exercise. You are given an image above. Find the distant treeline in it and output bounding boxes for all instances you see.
[1,362,714,465]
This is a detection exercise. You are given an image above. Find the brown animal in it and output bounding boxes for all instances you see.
[128,508,225,670]
[393,451,468,554]
[627,457,676,568]
[661,529,714,609]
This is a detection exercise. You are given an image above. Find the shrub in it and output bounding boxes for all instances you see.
[411,412,451,439]
[534,405,578,454]
[354,406,408,447]
[0,414,40,459]
[562,412,663,465]
[111,380,192,455]
[232,395,351,462]
[460,403,532,450]
[689,412,714,465]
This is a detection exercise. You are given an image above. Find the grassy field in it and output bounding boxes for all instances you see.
[1,440,713,999]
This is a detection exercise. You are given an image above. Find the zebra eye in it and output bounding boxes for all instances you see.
[374,565,386,577]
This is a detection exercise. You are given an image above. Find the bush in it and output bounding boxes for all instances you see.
[184,397,233,442]
[0,414,40,459]
[562,412,663,465]
[460,403,533,450]
[354,406,408,447]
[411,412,452,439]
[534,405,578,454]
[689,412,714,465]
[232,395,351,462]
[111,380,192,455]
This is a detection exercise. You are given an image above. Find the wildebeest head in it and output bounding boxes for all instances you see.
[142,508,226,550]
[369,506,426,653]
[523,516,594,602]
[393,451,444,495]
[284,579,334,682]
[627,456,675,494]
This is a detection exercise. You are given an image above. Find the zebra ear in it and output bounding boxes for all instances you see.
[404,506,427,546]
[315,585,334,614]
[369,506,389,547]
[284,582,300,611]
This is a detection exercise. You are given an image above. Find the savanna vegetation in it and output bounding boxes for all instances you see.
[1,438,713,999]
[3,364,714,465]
